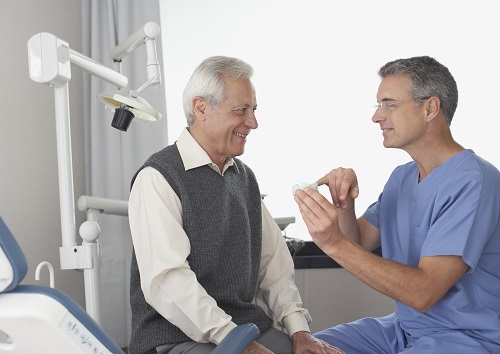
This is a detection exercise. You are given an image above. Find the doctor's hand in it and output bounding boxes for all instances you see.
[293,187,344,251]
[317,167,359,210]
[291,331,345,354]
[242,341,274,354]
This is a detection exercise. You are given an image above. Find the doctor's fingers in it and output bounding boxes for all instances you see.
[317,168,358,208]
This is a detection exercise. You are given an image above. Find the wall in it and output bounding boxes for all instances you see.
[0,0,86,307]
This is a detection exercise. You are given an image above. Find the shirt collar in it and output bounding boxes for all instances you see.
[177,128,239,175]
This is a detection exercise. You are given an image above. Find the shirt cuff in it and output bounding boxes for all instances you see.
[211,321,238,345]
[283,312,311,336]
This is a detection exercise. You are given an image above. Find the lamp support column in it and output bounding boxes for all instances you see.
[80,212,102,324]
[54,83,104,325]
[54,83,77,250]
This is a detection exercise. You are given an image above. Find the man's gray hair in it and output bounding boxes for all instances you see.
[378,56,458,125]
[183,56,254,124]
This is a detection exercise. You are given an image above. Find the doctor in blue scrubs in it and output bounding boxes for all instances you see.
[294,56,500,353]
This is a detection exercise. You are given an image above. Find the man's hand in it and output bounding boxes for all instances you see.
[291,331,345,354]
[293,186,343,251]
[242,341,274,354]
[317,167,359,210]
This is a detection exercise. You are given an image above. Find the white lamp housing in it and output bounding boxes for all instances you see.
[27,33,71,88]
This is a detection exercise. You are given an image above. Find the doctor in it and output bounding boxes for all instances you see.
[294,56,500,353]
[128,56,342,354]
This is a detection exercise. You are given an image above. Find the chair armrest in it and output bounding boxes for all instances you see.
[213,323,260,354]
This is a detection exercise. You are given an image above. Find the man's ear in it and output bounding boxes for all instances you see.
[425,96,441,123]
[193,97,207,121]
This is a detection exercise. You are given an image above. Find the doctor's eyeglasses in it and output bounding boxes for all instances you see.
[373,97,430,112]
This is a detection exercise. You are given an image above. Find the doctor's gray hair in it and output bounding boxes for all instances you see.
[183,56,254,124]
[378,56,458,125]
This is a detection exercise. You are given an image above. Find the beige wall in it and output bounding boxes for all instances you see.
[0,0,86,307]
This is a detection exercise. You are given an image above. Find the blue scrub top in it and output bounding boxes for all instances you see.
[364,149,500,345]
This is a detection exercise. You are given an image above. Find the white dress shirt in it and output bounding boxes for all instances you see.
[129,128,311,345]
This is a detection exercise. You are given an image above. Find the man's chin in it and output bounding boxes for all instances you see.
[234,149,245,157]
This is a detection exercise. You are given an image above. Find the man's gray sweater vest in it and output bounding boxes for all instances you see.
[128,144,273,354]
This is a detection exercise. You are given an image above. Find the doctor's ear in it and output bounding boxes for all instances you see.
[425,96,441,122]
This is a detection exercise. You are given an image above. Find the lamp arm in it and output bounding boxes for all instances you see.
[129,38,162,98]
[110,22,162,93]
[110,22,161,61]
[144,38,162,86]
[27,22,161,91]
[77,196,128,216]
[69,49,127,88]
[130,76,159,98]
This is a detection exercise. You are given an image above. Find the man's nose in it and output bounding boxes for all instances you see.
[246,112,258,129]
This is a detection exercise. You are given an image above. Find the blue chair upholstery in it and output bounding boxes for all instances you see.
[0,217,27,293]
[213,323,260,354]
[0,216,259,353]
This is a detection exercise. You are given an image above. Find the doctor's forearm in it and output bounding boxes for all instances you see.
[322,237,464,313]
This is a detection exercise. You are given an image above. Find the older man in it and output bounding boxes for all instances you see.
[128,56,342,354]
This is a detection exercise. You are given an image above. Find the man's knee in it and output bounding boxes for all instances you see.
[256,327,293,354]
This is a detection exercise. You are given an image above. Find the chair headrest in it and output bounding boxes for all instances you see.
[0,217,28,293]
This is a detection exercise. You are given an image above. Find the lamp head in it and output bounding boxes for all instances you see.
[97,92,162,131]
[111,105,135,131]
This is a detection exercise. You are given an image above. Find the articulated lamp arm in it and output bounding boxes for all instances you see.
[111,21,162,87]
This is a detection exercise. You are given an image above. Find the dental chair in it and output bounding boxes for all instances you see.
[0,216,259,353]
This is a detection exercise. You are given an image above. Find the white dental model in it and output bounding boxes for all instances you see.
[292,182,319,195]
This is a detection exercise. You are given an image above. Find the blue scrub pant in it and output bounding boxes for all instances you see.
[314,313,496,354]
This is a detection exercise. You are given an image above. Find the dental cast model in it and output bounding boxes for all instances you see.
[292,182,319,195]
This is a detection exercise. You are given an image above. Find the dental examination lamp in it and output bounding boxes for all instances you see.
[98,22,162,131]
[26,22,162,324]
[28,21,162,132]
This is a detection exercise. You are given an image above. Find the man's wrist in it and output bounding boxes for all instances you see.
[291,330,312,344]
[283,312,310,337]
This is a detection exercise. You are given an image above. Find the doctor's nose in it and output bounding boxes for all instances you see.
[372,108,386,124]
